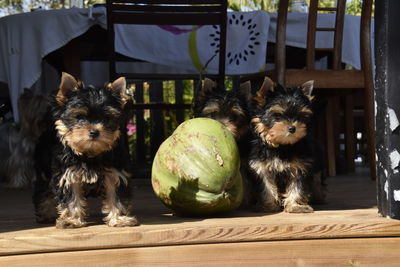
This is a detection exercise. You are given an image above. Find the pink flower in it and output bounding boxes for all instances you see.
[126,120,137,136]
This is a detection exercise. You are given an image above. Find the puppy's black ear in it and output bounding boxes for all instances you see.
[109,77,126,95]
[56,72,81,105]
[22,88,34,97]
[201,78,218,95]
[239,80,252,103]
[195,78,218,105]
[108,77,128,106]
[254,76,274,107]
[301,80,314,100]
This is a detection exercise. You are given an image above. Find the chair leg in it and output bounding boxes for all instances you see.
[345,94,356,172]
[325,98,336,177]
[134,83,146,166]
[364,84,377,180]
[149,81,165,159]
[332,97,341,171]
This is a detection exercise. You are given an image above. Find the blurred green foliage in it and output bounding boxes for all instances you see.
[0,0,104,15]
[228,0,365,15]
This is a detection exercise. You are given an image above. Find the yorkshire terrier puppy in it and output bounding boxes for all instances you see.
[193,78,255,207]
[0,89,49,188]
[193,78,252,145]
[247,77,326,213]
[33,72,139,228]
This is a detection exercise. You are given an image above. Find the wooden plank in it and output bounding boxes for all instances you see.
[117,72,221,81]
[109,0,225,5]
[2,238,400,266]
[110,5,224,13]
[131,103,191,110]
[110,12,224,26]
[284,70,365,89]
[317,7,338,12]
[4,208,400,256]
[2,170,400,257]
[315,27,336,31]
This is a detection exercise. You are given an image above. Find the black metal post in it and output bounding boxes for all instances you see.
[375,0,400,219]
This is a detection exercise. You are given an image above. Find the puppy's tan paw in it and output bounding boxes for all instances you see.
[284,204,314,213]
[56,217,87,229]
[106,215,140,227]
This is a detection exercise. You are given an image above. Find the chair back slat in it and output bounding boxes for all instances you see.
[305,0,346,70]
[332,0,346,69]
[306,0,318,70]
[275,0,289,85]
[276,0,348,77]
[110,5,224,13]
[111,0,223,4]
[109,12,224,25]
[360,0,373,76]
[316,27,336,31]
[317,7,337,12]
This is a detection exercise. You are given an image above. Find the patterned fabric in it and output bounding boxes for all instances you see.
[114,11,269,75]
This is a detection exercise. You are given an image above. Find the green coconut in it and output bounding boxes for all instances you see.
[151,118,243,216]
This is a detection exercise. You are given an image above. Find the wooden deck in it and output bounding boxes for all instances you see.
[1,167,400,266]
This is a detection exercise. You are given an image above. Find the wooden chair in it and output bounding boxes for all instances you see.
[268,0,375,179]
[106,0,228,174]
[106,0,227,86]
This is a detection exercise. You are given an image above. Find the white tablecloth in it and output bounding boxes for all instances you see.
[268,12,374,70]
[0,7,269,121]
[115,11,269,75]
[0,7,106,121]
[0,7,372,121]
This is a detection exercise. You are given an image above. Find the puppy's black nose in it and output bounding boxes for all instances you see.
[288,126,296,134]
[89,129,100,138]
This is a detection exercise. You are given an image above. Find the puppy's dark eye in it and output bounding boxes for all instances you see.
[299,114,311,121]
[273,113,283,120]
[230,113,238,121]
[105,108,121,119]
[76,114,86,120]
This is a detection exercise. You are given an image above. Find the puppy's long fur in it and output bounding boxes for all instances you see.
[0,89,49,188]
[193,78,257,207]
[33,73,138,228]
[193,78,252,149]
[247,77,326,213]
